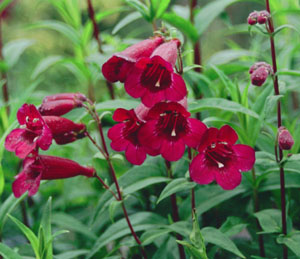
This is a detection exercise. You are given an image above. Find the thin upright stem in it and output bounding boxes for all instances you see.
[251,168,265,257]
[265,1,288,258]
[87,102,147,258]
[95,174,119,201]
[165,160,186,259]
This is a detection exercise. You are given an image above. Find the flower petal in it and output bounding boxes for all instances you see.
[160,139,185,161]
[4,128,26,152]
[108,124,129,151]
[218,125,238,145]
[124,68,146,98]
[214,163,242,190]
[12,170,41,198]
[165,73,187,102]
[141,90,165,107]
[197,127,218,153]
[38,125,52,151]
[189,153,215,185]
[138,120,162,153]
[125,144,147,165]
[232,144,255,171]
[183,118,207,148]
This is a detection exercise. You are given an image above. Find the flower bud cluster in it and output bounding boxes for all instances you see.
[5,93,95,197]
[247,10,270,25]
[249,62,273,86]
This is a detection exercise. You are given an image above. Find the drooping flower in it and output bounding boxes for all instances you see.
[125,39,187,107]
[189,125,255,190]
[247,11,258,25]
[102,37,164,83]
[249,62,272,86]
[278,126,294,150]
[138,102,207,161]
[12,155,95,197]
[257,10,270,24]
[39,93,86,116]
[5,104,52,158]
[108,108,147,165]
[43,116,86,145]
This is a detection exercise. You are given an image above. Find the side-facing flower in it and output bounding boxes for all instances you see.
[5,104,52,158]
[247,11,258,25]
[125,39,187,107]
[249,62,272,86]
[43,116,86,145]
[278,126,294,150]
[12,155,95,197]
[108,108,147,165]
[190,125,255,190]
[39,93,86,116]
[102,36,164,83]
[138,102,207,161]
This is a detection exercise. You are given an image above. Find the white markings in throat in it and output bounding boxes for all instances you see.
[217,162,224,168]
[171,128,176,136]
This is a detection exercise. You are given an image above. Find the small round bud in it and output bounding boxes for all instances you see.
[249,62,272,86]
[257,10,270,24]
[278,126,294,150]
[247,11,258,25]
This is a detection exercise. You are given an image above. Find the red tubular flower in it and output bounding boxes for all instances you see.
[102,37,164,83]
[189,125,255,190]
[138,102,207,161]
[108,108,147,165]
[12,155,95,197]
[5,104,52,158]
[39,93,86,116]
[125,39,187,107]
[278,126,294,150]
[43,116,86,145]
[247,11,258,25]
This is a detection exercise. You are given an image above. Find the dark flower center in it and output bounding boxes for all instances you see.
[156,111,188,140]
[140,62,171,92]
[205,142,234,168]
[122,120,143,145]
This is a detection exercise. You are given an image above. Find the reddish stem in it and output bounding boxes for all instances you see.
[0,18,9,114]
[265,1,288,258]
[165,160,186,259]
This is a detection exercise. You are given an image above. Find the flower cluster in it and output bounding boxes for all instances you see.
[247,10,270,25]
[103,36,256,190]
[5,93,95,197]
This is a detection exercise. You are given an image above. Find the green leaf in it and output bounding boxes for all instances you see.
[277,69,300,77]
[189,98,259,119]
[54,250,89,259]
[0,242,23,259]
[96,99,140,112]
[112,12,142,35]
[109,200,122,223]
[8,215,40,259]
[27,20,81,46]
[202,227,245,258]
[3,39,35,68]
[31,56,63,80]
[262,95,283,119]
[141,228,171,245]
[273,24,300,36]
[277,232,300,257]
[51,213,97,240]
[254,209,282,234]
[87,212,166,258]
[125,0,150,21]
[161,12,198,42]
[220,217,247,237]
[157,178,196,204]
[40,197,53,259]
[194,0,240,37]
[151,0,171,19]
[176,240,207,259]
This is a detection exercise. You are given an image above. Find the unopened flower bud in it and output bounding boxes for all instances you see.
[257,10,270,24]
[42,93,87,103]
[249,62,272,86]
[247,11,258,25]
[278,126,294,150]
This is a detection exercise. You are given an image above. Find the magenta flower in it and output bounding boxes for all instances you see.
[102,37,164,83]
[12,155,95,197]
[5,104,52,158]
[39,93,86,116]
[124,39,187,107]
[189,125,255,190]
[108,108,147,165]
[249,62,272,86]
[43,116,86,145]
[138,102,207,161]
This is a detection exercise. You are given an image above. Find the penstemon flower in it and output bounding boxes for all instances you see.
[102,37,164,83]
[189,125,255,190]
[278,126,294,150]
[5,104,52,158]
[108,108,147,165]
[12,155,95,197]
[138,102,206,161]
[124,39,187,107]
[249,62,272,86]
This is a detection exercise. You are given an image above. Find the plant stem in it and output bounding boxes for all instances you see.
[165,160,186,259]
[87,103,147,258]
[0,17,9,114]
[265,1,288,258]
[95,174,119,200]
[251,168,265,257]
